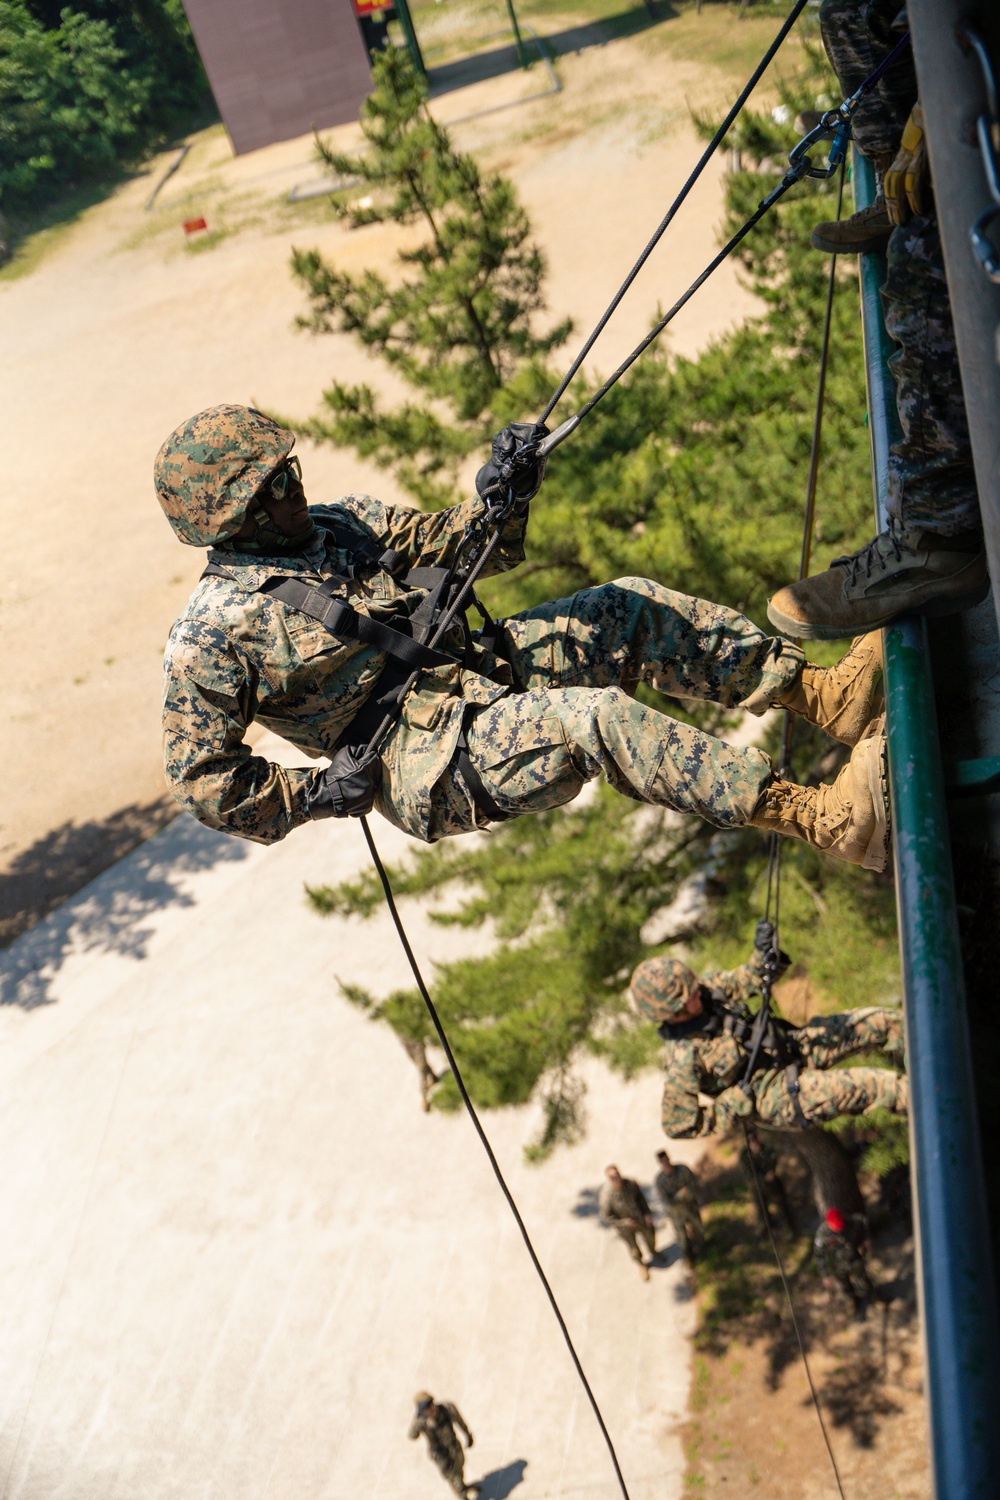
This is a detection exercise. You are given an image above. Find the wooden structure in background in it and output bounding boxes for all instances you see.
[181,0,374,155]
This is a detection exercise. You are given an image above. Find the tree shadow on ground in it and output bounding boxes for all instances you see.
[475,1458,527,1498]
[1,797,176,947]
[0,102,219,275]
[695,1145,919,1447]
[817,1321,902,1448]
[0,810,248,1009]
[427,4,674,97]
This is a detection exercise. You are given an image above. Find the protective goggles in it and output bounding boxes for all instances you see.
[266,454,302,499]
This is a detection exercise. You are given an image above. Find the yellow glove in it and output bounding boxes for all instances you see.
[884,103,930,226]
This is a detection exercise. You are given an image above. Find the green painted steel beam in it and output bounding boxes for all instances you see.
[855,150,1000,1495]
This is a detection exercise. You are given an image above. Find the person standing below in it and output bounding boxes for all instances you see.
[740,1127,794,1235]
[598,1164,656,1281]
[814,1207,875,1321]
[654,1148,704,1265]
[408,1392,479,1497]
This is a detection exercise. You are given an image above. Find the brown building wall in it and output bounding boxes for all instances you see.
[182,0,373,155]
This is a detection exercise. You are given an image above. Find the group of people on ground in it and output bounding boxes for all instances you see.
[598,1154,704,1280]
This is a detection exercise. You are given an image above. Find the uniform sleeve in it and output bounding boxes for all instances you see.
[702,950,766,1006]
[709,1085,755,1133]
[163,621,317,844]
[597,1186,622,1227]
[677,1165,698,1200]
[660,1042,708,1138]
[359,494,528,578]
[447,1405,472,1444]
[408,1419,421,1441]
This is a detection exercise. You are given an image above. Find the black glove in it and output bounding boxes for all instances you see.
[754,919,775,953]
[475,421,549,510]
[307,746,382,820]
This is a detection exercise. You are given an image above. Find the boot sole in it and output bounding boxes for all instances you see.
[766,578,991,641]
[810,228,893,255]
[861,733,890,873]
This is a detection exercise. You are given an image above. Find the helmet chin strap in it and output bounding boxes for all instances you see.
[220,500,317,556]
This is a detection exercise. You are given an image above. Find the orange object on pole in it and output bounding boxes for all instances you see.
[183,217,208,235]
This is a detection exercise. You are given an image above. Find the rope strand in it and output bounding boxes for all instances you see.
[359,817,633,1500]
[539,0,811,424]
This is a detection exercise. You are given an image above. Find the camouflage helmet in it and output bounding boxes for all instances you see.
[414,1391,433,1408]
[154,404,296,546]
[628,956,701,1024]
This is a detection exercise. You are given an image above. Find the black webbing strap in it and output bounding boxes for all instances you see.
[456,718,512,823]
[257,576,459,671]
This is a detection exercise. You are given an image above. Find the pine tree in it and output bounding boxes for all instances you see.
[303,54,902,1159]
[291,45,571,508]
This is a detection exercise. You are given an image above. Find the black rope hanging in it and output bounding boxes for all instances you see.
[350,21,879,1498]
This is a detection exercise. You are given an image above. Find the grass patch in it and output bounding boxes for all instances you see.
[0,175,134,281]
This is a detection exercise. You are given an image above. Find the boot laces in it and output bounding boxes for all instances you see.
[832,523,904,587]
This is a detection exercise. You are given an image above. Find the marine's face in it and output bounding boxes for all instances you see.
[234,457,311,540]
[677,988,705,1021]
[264,482,310,536]
[261,458,310,536]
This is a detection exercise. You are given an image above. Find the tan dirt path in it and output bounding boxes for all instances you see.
[0,732,704,1498]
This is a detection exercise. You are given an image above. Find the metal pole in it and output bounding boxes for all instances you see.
[907,0,1000,636]
[856,150,1000,1498]
[393,0,426,77]
[503,0,529,70]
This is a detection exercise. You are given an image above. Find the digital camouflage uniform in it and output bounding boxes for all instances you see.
[814,1217,875,1314]
[655,1162,704,1263]
[739,1138,794,1233]
[883,215,980,537]
[654,952,907,1137]
[818,0,977,537]
[408,1401,474,1496]
[164,499,805,844]
[818,0,915,159]
[598,1176,656,1266]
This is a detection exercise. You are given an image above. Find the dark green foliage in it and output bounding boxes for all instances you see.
[339,979,435,1047]
[304,50,901,1155]
[0,0,205,214]
[825,1108,910,1179]
[291,46,570,508]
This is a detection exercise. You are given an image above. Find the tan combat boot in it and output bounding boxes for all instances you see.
[750,730,890,872]
[767,524,988,640]
[774,633,883,746]
[810,150,895,255]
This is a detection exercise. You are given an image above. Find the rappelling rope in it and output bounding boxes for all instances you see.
[359,817,633,1500]
[744,152,849,1500]
[534,36,908,458]
[538,0,811,425]
[355,30,866,1499]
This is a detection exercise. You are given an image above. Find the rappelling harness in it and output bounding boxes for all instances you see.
[200,490,524,823]
[658,952,809,1128]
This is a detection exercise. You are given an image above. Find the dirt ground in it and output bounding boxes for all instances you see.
[0,3,780,942]
[682,1139,929,1499]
